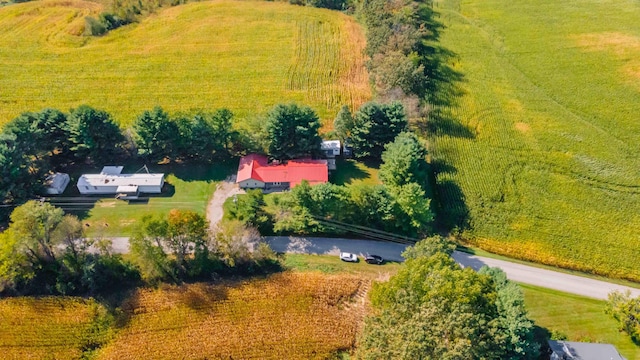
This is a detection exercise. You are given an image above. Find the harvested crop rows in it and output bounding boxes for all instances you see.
[432,0,640,281]
[97,272,369,359]
[0,0,370,127]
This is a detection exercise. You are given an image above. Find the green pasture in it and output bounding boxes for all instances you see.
[49,161,237,236]
[432,0,640,281]
[522,284,640,359]
[0,0,370,127]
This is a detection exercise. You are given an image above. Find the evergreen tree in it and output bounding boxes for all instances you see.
[68,105,125,164]
[266,103,322,160]
[350,102,407,159]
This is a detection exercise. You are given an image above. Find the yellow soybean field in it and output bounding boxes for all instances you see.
[0,0,370,127]
[432,0,640,281]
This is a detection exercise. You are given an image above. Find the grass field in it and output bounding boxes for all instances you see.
[97,272,367,359]
[0,297,112,359]
[49,161,236,236]
[431,0,640,281]
[522,284,640,359]
[0,0,370,127]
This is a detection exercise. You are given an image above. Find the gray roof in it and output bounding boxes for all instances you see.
[548,340,626,360]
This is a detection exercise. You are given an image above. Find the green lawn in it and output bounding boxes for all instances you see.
[50,161,237,236]
[432,0,640,281]
[284,253,401,278]
[522,284,640,359]
[0,0,370,127]
[330,158,381,186]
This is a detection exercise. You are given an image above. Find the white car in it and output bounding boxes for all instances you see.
[339,252,358,263]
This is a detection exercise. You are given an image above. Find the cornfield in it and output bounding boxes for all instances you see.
[97,272,369,359]
[0,297,108,360]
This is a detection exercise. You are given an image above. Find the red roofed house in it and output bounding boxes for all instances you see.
[236,154,328,190]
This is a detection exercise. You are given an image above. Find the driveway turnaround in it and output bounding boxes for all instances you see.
[264,236,640,300]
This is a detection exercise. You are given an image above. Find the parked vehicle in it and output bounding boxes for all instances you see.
[364,254,384,265]
[339,252,358,262]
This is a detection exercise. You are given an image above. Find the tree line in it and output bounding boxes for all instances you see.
[0,105,240,222]
[0,200,280,296]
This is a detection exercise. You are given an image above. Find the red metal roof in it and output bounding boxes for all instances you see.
[237,154,328,187]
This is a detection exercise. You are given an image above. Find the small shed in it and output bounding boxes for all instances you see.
[548,340,626,360]
[321,140,341,158]
[44,173,70,195]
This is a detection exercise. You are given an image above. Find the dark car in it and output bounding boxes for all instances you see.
[364,255,384,265]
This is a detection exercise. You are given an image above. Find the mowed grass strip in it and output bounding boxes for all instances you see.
[432,0,640,281]
[522,284,640,359]
[0,0,370,127]
[96,272,367,359]
[0,297,108,360]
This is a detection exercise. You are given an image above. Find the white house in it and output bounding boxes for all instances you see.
[44,173,70,195]
[77,166,164,196]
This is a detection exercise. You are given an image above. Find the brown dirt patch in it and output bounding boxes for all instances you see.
[515,122,531,133]
[573,32,640,56]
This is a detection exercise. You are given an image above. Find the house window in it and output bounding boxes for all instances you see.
[85,186,89,190]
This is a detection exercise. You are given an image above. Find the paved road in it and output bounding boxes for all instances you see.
[106,235,640,300]
[264,236,640,300]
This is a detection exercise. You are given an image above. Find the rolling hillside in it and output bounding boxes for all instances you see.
[432,0,640,280]
[0,0,370,126]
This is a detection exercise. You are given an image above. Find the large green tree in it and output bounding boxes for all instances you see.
[68,105,125,164]
[0,134,41,206]
[606,290,640,342]
[266,103,322,160]
[133,106,180,162]
[358,237,539,360]
[479,267,539,359]
[350,102,408,159]
[130,210,209,282]
[0,201,138,296]
[379,132,429,189]
[360,238,502,359]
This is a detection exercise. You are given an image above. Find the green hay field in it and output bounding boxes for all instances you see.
[0,0,370,127]
[432,0,640,281]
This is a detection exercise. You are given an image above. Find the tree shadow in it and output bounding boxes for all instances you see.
[417,41,475,139]
[431,161,470,234]
[154,158,239,182]
[331,159,370,185]
[533,325,552,360]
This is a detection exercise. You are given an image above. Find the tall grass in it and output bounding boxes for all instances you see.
[432,0,640,281]
[0,0,370,127]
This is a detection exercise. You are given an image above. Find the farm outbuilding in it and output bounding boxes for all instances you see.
[321,140,341,158]
[77,166,164,196]
[43,173,70,195]
[237,154,328,191]
[548,340,625,360]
